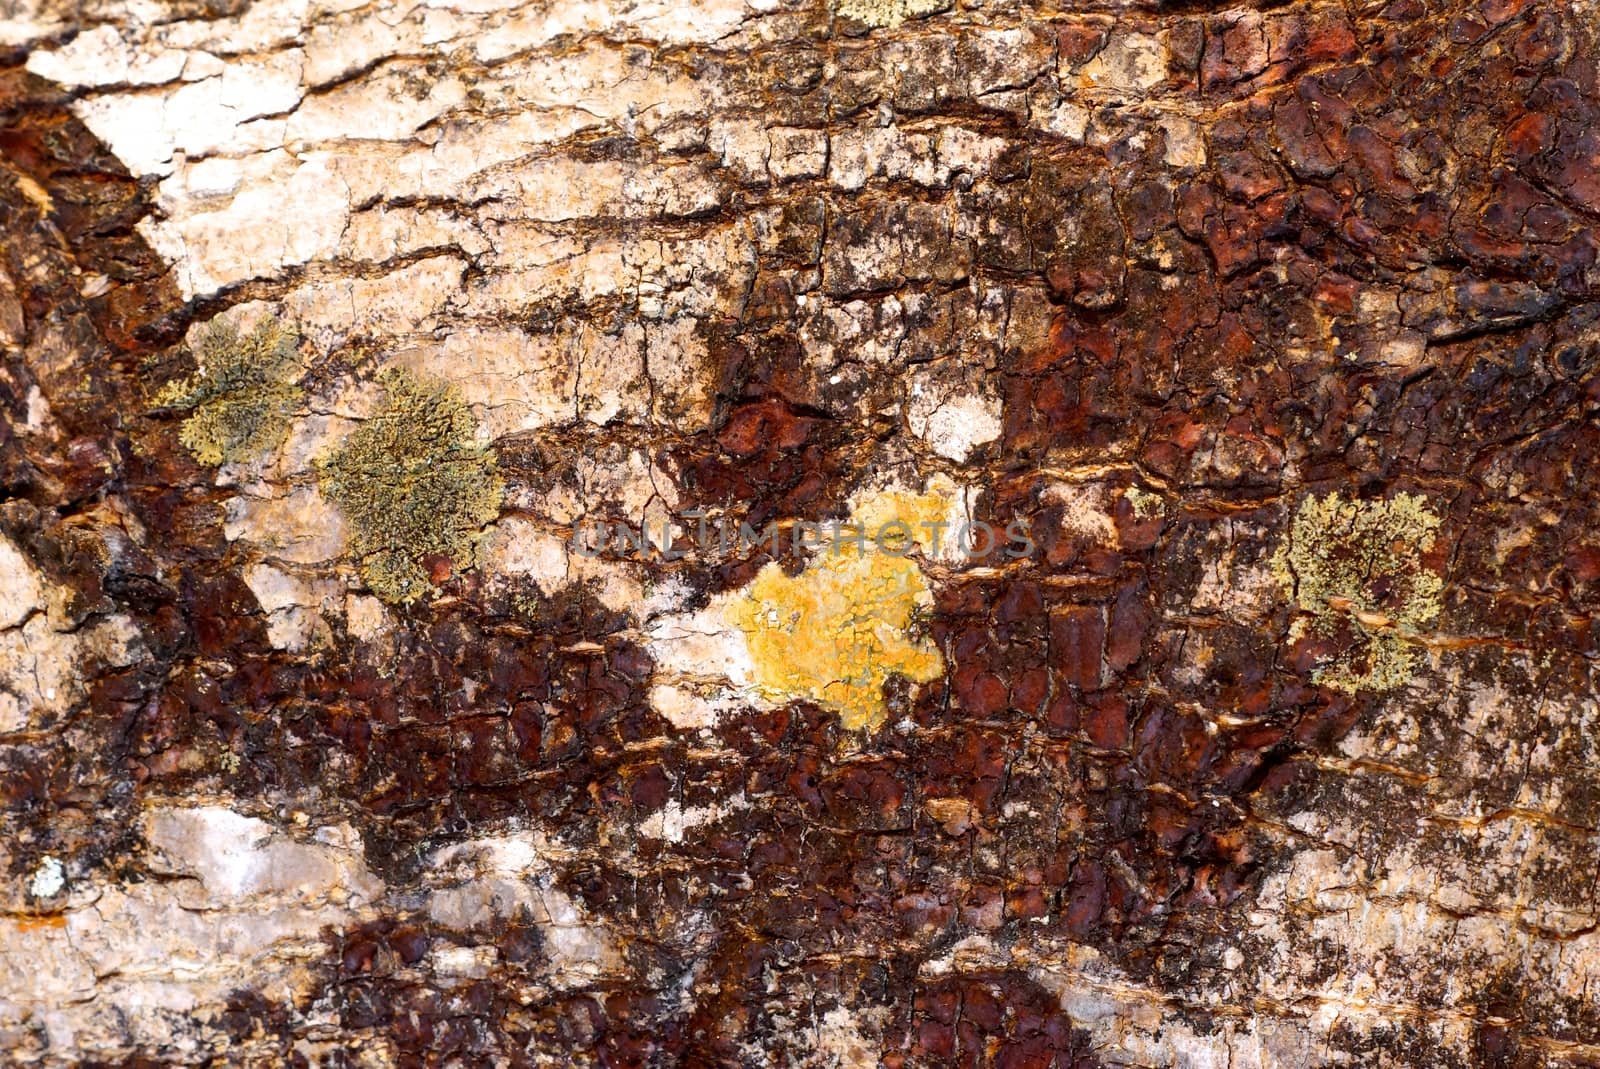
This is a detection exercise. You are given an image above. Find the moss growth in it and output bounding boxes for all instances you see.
[836,0,945,29]
[152,318,302,465]
[1271,490,1444,695]
[317,368,504,605]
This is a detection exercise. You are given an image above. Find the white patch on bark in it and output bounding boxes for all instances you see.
[427,834,623,991]
[1076,33,1169,96]
[242,562,338,652]
[0,805,381,1062]
[0,536,45,630]
[27,857,65,900]
[637,793,746,843]
[1042,482,1118,544]
[906,386,1003,463]
[0,612,143,733]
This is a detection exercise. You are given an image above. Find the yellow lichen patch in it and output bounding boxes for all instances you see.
[731,550,942,732]
[1271,490,1445,695]
[847,473,970,558]
[727,484,957,732]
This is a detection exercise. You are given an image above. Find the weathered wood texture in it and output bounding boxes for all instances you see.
[2,0,1600,1064]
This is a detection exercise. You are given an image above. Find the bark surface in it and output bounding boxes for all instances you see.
[2,0,1600,1065]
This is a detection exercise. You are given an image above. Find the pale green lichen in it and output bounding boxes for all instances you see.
[1270,490,1444,695]
[1123,486,1165,520]
[152,318,302,465]
[317,368,504,605]
[835,0,945,29]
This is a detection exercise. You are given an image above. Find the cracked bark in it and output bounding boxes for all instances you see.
[2,0,1600,1065]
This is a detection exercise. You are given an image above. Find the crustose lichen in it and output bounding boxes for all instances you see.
[1271,490,1445,695]
[317,368,504,605]
[835,0,945,29]
[151,317,302,466]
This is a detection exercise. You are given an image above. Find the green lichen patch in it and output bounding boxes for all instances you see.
[152,318,303,466]
[317,368,504,605]
[1271,490,1445,695]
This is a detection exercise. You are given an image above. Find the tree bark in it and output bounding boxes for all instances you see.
[2,0,1600,1065]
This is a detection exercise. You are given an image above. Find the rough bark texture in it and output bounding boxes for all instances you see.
[3,0,1600,1065]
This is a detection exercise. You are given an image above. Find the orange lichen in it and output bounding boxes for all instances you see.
[727,482,960,732]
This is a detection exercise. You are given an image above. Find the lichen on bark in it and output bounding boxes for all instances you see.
[1272,490,1444,694]
[150,317,302,466]
[7,0,1600,1063]
[731,548,943,732]
[835,0,946,30]
[316,367,503,604]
